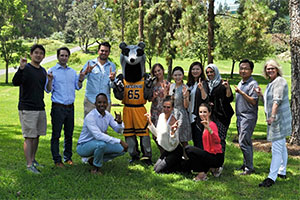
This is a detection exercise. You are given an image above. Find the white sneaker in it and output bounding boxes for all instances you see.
[81,157,89,164]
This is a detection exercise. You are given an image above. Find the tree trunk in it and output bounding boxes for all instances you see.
[230,59,235,78]
[167,58,173,82]
[207,0,215,64]
[5,61,8,84]
[289,0,300,145]
[139,0,144,42]
[121,0,125,42]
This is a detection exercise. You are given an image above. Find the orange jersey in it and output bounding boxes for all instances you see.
[122,78,147,105]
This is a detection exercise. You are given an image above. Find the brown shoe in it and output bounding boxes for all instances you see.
[88,157,94,166]
[65,160,73,165]
[55,162,65,168]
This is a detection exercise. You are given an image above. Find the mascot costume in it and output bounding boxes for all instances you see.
[113,42,154,165]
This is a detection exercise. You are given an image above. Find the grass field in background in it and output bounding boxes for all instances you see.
[0,50,298,199]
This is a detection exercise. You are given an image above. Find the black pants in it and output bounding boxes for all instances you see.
[154,145,183,173]
[51,105,74,163]
[185,146,224,173]
[191,122,204,149]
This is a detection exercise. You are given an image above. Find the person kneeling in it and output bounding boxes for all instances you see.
[77,93,128,174]
[145,96,181,173]
[185,103,224,181]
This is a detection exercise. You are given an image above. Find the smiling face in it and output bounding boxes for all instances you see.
[95,94,108,115]
[153,65,164,81]
[30,48,45,65]
[239,62,252,81]
[199,105,211,121]
[98,45,110,61]
[58,50,69,67]
[265,64,278,81]
[163,101,173,115]
[206,67,215,80]
[191,65,202,80]
[172,70,184,83]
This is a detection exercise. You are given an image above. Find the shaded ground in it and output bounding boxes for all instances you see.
[233,139,300,159]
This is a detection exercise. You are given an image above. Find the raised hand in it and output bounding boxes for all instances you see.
[254,86,262,97]
[114,111,122,124]
[171,120,179,135]
[182,85,189,99]
[109,67,116,81]
[144,113,152,125]
[198,77,203,89]
[222,79,230,89]
[84,62,96,75]
[234,85,242,94]
[20,57,27,70]
[79,69,85,82]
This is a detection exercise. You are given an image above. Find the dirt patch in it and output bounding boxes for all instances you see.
[233,139,300,159]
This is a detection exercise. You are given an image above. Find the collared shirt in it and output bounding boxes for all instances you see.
[46,63,81,105]
[236,76,258,119]
[83,58,116,103]
[77,109,124,145]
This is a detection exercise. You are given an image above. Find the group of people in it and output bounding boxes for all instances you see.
[13,43,291,187]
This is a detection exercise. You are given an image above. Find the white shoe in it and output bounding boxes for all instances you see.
[81,157,89,164]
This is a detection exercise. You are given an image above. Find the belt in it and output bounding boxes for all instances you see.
[52,102,74,108]
[125,104,144,107]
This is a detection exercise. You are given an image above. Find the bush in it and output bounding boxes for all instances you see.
[69,52,82,65]
[64,30,76,43]
[50,32,65,41]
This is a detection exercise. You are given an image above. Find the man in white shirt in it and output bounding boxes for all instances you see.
[77,93,128,174]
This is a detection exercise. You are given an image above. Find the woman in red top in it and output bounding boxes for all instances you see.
[185,103,224,181]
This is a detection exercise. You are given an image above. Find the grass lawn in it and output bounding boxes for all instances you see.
[0,52,298,199]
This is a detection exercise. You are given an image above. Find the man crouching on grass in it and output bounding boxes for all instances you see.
[77,93,128,174]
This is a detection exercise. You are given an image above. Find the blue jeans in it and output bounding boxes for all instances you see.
[77,140,125,167]
[50,105,74,163]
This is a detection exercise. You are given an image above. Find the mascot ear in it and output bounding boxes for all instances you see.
[119,42,127,50]
[137,42,145,49]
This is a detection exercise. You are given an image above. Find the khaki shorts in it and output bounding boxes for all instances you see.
[84,97,111,118]
[19,110,47,138]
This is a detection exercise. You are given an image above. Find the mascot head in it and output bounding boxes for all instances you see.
[119,42,145,83]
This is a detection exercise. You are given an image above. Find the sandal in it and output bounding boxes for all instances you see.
[193,172,208,181]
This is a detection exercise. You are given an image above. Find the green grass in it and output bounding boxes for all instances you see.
[0,52,298,199]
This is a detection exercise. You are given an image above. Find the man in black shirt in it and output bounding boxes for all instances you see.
[13,44,47,174]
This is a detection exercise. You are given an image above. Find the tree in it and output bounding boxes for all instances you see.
[138,0,144,41]
[174,1,208,65]
[217,0,275,77]
[0,0,27,84]
[289,0,300,145]
[145,1,182,81]
[65,0,100,52]
[207,0,215,64]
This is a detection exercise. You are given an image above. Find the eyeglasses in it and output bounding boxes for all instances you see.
[206,70,214,74]
[266,67,276,71]
[163,106,171,109]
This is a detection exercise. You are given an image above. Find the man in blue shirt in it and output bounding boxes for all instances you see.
[82,42,116,117]
[77,93,128,174]
[46,47,85,167]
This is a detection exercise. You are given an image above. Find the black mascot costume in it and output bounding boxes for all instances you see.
[113,42,154,165]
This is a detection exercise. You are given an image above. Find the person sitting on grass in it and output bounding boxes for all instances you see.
[77,93,128,174]
[145,96,181,173]
[185,103,224,181]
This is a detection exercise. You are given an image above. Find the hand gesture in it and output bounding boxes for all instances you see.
[114,111,122,124]
[254,86,262,97]
[47,72,53,82]
[201,118,210,129]
[170,120,179,135]
[182,85,189,99]
[144,113,152,125]
[197,77,203,89]
[233,85,243,95]
[109,67,116,81]
[20,57,27,70]
[83,62,96,75]
[222,79,230,89]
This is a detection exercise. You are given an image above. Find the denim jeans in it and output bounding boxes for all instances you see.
[77,140,125,167]
[50,105,74,163]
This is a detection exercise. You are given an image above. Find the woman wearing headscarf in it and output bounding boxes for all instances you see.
[205,64,234,152]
